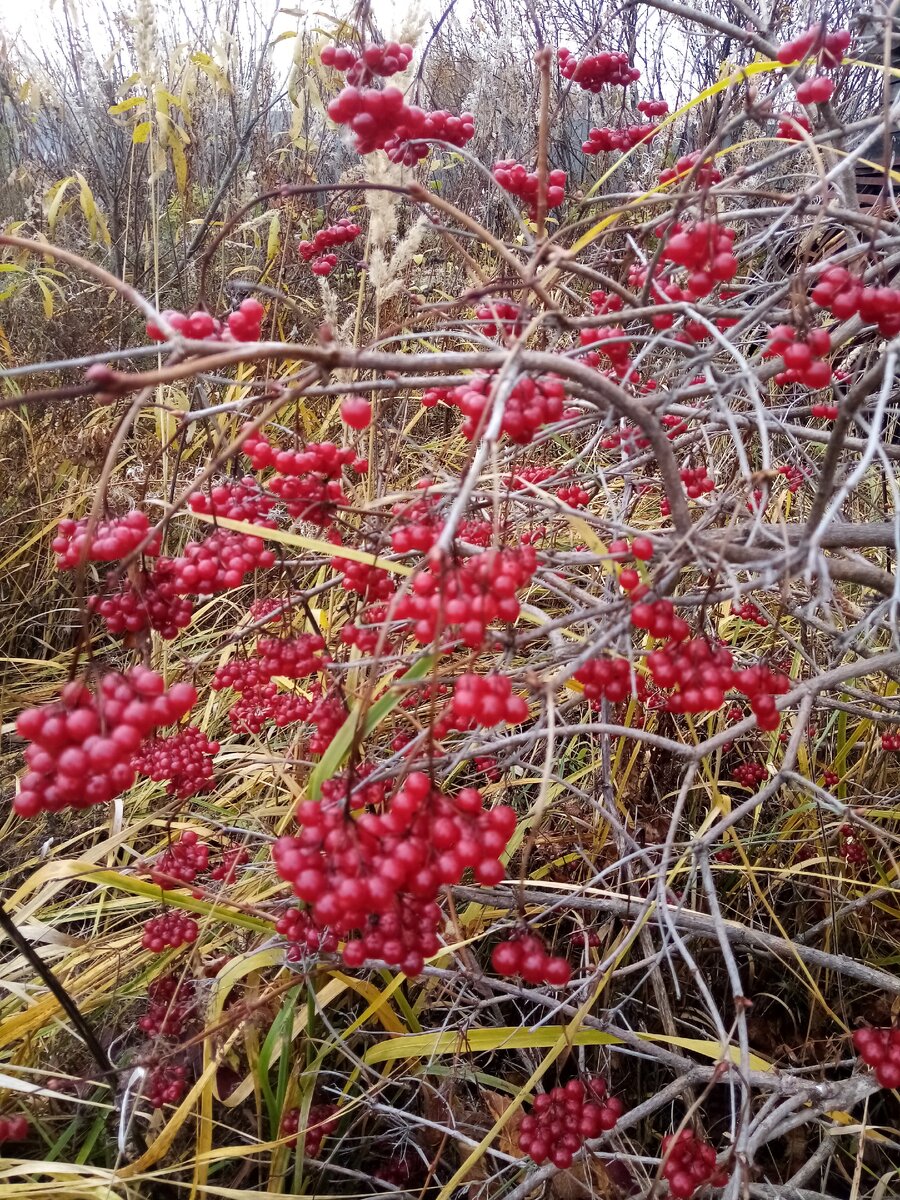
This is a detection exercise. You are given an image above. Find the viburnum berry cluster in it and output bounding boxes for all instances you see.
[733,600,768,626]
[142,910,199,953]
[575,657,644,704]
[661,1129,729,1199]
[647,637,736,714]
[0,1116,29,1143]
[327,85,474,162]
[442,372,566,443]
[168,530,276,594]
[53,510,160,569]
[274,771,517,976]
[519,1079,624,1168]
[475,299,524,338]
[881,730,900,750]
[447,673,529,728]
[321,40,413,83]
[775,110,812,140]
[811,267,900,337]
[492,161,567,218]
[256,634,331,679]
[134,729,219,799]
[298,217,362,262]
[394,545,537,647]
[145,298,265,343]
[88,563,194,640]
[579,326,633,377]
[242,433,365,526]
[332,554,395,600]
[139,974,196,1038]
[491,932,571,987]
[145,829,210,888]
[277,905,339,959]
[14,668,197,817]
[188,478,275,525]
[659,221,738,297]
[638,97,669,117]
[557,46,640,90]
[143,1062,188,1109]
[776,23,851,68]
[732,760,768,787]
[853,1026,900,1088]
[280,1103,339,1156]
[658,152,722,188]
[764,325,832,388]
[680,465,716,498]
[795,75,834,104]
[582,123,658,154]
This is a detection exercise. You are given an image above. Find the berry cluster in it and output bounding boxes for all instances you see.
[638,98,669,117]
[134,729,219,799]
[660,221,738,297]
[449,673,529,728]
[15,668,197,818]
[146,829,210,889]
[243,434,364,526]
[519,1078,623,1168]
[680,465,716,498]
[732,760,767,787]
[451,372,566,443]
[661,1130,729,1199]
[811,267,900,337]
[327,86,474,161]
[491,933,571,987]
[839,823,867,864]
[796,76,834,104]
[590,289,624,315]
[647,638,737,713]
[733,601,768,626]
[139,974,196,1038]
[340,604,395,655]
[54,510,159,569]
[145,298,265,343]
[89,563,194,640]
[492,161,567,218]
[778,463,809,493]
[390,490,444,553]
[881,730,900,750]
[475,300,524,339]
[321,41,413,83]
[765,325,832,388]
[775,111,812,140]
[280,1104,339,1156]
[556,484,591,508]
[853,1026,900,1088]
[256,634,331,679]
[332,554,395,600]
[169,530,276,594]
[210,845,249,882]
[394,545,537,647]
[144,1063,188,1109]
[776,24,851,69]
[304,686,347,754]
[658,153,722,188]
[579,326,633,377]
[0,1116,29,1143]
[142,910,199,953]
[188,478,276,525]
[582,124,658,154]
[298,218,362,276]
[631,598,691,641]
[276,905,338,959]
[274,772,517,976]
[557,47,640,91]
[575,657,643,704]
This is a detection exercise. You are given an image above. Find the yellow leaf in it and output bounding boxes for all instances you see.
[266,211,281,261]
[132,120,152,144]
[34,276,54,319]
[108,96,145,115]
[170,138,188,193]
[45,177,74,236]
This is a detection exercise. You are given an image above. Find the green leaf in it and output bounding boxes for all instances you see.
[308,655,437,800]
